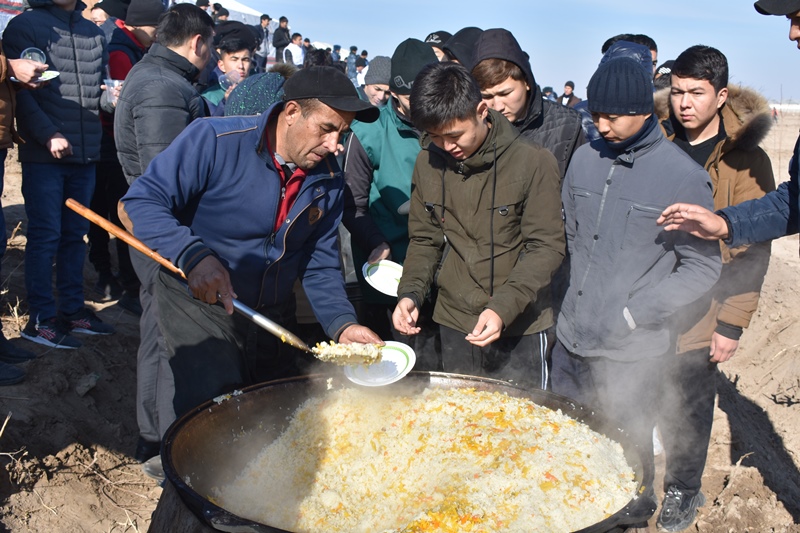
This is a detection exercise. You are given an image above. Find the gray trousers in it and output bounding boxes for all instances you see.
[131,250,175,442]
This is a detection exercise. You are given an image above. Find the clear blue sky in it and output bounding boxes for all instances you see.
[247,0,799,103]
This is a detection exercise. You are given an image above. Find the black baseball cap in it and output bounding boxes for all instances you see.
[282,66,380,123]
[754,0,800,14]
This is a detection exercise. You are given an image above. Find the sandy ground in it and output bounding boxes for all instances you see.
[0,111,800,532]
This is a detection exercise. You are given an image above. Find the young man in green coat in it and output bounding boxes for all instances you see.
[393,62,565,390]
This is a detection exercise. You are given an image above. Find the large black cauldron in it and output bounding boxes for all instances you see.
[162,372,656,532]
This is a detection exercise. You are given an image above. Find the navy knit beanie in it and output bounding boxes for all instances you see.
[587,57,653,115]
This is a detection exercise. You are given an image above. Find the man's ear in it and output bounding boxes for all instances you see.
[477,100,489,120]
[217,58,226,73]
[284,100,301,124]
[716,87,729,109]
[190,34,203,56]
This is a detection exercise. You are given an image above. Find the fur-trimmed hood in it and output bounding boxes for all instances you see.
[655,84,773,153]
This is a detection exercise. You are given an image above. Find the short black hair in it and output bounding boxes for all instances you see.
[410,61,481,133]
[303,49,333,68]
[279,16,288,23]
[291,32,302,41]
[601,33,658,53]
[672,45,728,93]
[157,4,214,48]
[216,7,229,17]
[260,14,270,21]
[218,38,251,56]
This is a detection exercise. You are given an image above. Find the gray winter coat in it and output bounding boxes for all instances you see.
[114,42,206,184]
[557,117,722,361]
[3,0,107,164]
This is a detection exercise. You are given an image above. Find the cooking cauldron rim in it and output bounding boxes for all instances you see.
[162,371,656,533]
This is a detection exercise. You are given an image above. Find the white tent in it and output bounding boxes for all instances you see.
[176,0,262,26]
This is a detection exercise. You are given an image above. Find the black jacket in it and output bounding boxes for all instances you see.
[272,27,290,49]
[472,29,584,179]
[113,43,206,184]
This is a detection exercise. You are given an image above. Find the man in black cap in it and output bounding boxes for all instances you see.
[252,14,272,72]
[659,1,800,250]
[552,57,722,528]
[119,66,382,454]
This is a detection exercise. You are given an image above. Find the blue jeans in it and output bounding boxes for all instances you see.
[22,162,95,321]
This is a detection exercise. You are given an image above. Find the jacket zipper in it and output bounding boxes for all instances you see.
[259,184,327,308]
[576,163,616,295]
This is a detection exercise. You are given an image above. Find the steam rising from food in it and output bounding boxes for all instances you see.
[212,387,637,532]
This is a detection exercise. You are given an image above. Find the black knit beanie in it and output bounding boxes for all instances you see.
[587,57,653,115]
[125,0,165,26]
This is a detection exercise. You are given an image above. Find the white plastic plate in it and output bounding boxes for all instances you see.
[343,341,415,387]
[11,70,59,83]
[362,260,403,297]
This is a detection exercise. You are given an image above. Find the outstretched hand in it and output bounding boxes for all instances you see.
[657,203,728,241]
[392,297,420,336]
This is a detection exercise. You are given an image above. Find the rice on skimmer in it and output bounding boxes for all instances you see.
[213,387,637,532]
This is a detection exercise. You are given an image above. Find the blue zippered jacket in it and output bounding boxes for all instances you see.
[120,103,358,339]
[721,134,800,247]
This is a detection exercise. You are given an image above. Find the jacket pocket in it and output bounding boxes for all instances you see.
[621,203,666,249]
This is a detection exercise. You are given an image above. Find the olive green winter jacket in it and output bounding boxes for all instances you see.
[398,109,565,336]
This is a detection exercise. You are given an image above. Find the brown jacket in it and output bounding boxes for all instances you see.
[656,85,775,352]
[0,40,21,150]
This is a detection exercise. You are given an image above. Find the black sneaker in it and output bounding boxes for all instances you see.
[0,333,37,363]
[21,317,82,349]
[92,271,123,302]
[63,308,116,336]
[657,485,706,532]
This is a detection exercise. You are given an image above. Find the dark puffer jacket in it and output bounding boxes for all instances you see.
[114,42,206,184]
[471,29,584,179]
[3,0,106,164]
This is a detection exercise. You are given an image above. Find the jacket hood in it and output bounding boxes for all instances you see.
[442,27,483,68]
[420,108,520,174]
[471,28,543,131]
[655,84,773,153]
[601,40,653,76]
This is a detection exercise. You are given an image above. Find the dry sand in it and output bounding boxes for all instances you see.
[0,111,799,532]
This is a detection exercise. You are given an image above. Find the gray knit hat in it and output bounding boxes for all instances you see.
[587,57,653,115]
[364,56,391,86]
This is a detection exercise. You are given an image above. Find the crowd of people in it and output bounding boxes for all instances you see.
[0,0,798,531]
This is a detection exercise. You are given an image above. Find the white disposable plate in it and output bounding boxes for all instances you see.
[362,260,403,297]
[11,70,59,83]
[343,341,415,387]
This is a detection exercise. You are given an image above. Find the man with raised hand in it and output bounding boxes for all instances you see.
[658,0,800,248]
